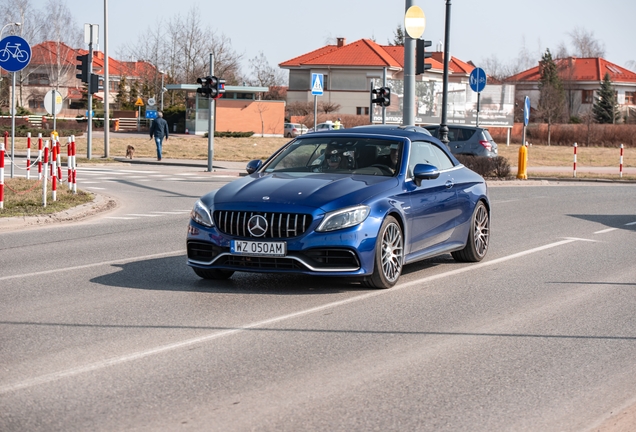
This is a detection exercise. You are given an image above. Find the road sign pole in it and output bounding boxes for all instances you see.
[476,92,480,127]
[52,91,57,131]
[314,95,317,131]
[10,72,15,177]
[382,67,387,125]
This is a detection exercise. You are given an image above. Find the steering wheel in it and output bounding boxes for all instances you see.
[370,164,394,175]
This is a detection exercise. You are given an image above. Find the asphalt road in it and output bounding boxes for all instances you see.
[1,165,635,432]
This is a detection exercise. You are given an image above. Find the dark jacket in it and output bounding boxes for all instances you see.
[150,117,169,140]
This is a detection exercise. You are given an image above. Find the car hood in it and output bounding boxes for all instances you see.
[211,173,398,212]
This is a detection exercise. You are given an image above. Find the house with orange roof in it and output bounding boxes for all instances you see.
[6,41,158,116]
[505,57,636,122]
[279,37,515,127]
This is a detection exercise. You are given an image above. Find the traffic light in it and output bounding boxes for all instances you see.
[76,54,89,83]
[379,87,391,107]
[416,39,432,75]
[89,73,101,94]
[197,76,225,99]
[371,87,391,106]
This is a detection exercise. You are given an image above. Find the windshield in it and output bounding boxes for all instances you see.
[263,137,404,177]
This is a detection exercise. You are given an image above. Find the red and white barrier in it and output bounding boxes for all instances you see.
[42,141,49,208]
[51,140,57,202]
[619,144,624,178]
[37,133,43,180]
[71,135,77,194]
[26,132,31,180]
[56,138,62,182]
[573,142,577,178]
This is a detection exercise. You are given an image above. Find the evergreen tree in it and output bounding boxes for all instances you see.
[537,49,565,145]
[593,73,620,124]
[115,76,131,110]
[388,24,405,46]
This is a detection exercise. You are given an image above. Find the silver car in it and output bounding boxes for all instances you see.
[424,125,498,158]
[284,123,308,138]
[307,122,345,133]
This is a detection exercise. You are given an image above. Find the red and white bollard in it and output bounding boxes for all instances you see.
[573,142,577,178]
[55,138,62,182]
[619,144,624,178]
[0,134,5,210]
[71,135,77,194]
[51,142,57,202]
[37,133,43,180]
[42,141,49,208]
[26,132,31,180]
[67,137,72,190]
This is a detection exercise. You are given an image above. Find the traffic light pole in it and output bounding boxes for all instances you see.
[403,0,415,126]
[382,67,387,125]
[207,54,214,172]
[87,29,94,159]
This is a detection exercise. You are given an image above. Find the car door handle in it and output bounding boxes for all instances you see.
[445,180,454,189]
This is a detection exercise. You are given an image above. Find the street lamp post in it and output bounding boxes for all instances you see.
[440,0,452,146]
[0,22,20,39]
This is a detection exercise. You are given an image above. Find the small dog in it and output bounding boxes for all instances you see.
[125,145,135,159]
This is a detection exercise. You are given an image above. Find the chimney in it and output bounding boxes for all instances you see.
[337,37,346,47]
[94,51,104,60]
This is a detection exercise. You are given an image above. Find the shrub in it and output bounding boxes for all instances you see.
[203,131,255,138]
[455,155,511,179]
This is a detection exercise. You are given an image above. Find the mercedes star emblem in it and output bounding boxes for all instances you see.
[247,215,268,237]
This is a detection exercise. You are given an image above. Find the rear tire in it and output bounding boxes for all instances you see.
[193,267,234,280]
[452,201,489,262]
[364,216,403,289]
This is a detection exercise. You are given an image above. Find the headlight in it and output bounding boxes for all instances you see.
[316,205,370,232]
[191,200,214,227]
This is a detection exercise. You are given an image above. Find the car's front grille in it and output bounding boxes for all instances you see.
[218,255,305,270]
[214,211,312,239]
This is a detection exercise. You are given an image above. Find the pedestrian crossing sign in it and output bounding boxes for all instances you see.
[311,73,324,96]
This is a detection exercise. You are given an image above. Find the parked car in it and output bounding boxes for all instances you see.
[423,125,498,158]
[187,125,490,289]
[284,123,308,138]
[307,121,345,133]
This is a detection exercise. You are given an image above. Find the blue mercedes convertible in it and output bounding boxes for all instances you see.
[187,125,490,289]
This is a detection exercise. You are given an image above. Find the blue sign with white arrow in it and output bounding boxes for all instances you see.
[0,35,31,72]
[469,67,487,93]
[523,96,531,126]
[311,73,324,96]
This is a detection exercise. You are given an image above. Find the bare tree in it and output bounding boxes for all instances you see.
[568,27,605,57]
[318,101,341,114]
[248,51,286,87]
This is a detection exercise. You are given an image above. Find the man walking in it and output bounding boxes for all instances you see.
[149,111,169,161]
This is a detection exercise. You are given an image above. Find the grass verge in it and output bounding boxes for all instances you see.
[0,178,93,218]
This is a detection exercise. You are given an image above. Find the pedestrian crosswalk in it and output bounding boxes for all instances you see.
[75,167,231,190]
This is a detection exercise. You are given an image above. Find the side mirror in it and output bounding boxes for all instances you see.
[246,159,262,174]
[413,163,440,186]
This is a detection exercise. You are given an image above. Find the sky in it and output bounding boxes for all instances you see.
[27,0,636,77]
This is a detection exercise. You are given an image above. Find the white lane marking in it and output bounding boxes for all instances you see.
[594,228,618,234]
[0,238,585,394]
[85,187,106,190]
[151,211,190,215]
[625,221,636,226]
[104,217,137,220]
[0,250,185,283]
[125,214,162,217]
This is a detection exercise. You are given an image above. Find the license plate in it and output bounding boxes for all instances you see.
[231,240,287,257]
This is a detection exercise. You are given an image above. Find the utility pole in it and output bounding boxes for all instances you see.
[104,0,109,158]
[403,0,415,126]
[85,24,98,159]
[440,0,452,146]
[207,54,214,172]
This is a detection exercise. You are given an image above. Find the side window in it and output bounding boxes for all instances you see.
[408,141,454,176]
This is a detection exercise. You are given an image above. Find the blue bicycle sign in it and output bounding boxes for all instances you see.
[0,35,31,72]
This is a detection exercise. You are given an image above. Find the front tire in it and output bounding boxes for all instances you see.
[452,201,489,262]
[364,216,403,289]
[193,267,234,280]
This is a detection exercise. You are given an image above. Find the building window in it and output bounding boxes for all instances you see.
[28,73,50,85]
[356,106,369,115]
[626,91,635,105]
[28,99,44,109]
[582,90,594,104]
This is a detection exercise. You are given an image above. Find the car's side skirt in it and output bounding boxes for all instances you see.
[404,241,465,265]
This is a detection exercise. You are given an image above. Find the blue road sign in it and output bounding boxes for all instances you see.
[311,73,324,96]
[469,67,487,93]
[523,96,531,126]
[145,109,158,119]
[0,35,31,72]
